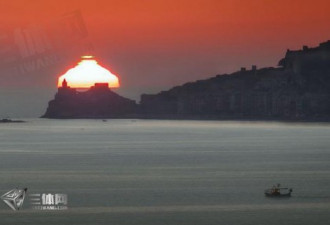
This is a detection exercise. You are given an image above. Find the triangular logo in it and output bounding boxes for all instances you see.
[1,188,27,211]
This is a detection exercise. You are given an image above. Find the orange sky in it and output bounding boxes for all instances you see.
[1,0,330,116]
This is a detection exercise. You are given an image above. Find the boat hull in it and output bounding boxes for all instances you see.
[264,192,291,197]
[264,185,292,197]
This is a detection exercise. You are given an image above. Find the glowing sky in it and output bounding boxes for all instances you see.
[58,56,119,89]
[0,0,330,116]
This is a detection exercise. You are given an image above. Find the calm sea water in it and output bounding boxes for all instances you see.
[0,119,330,225]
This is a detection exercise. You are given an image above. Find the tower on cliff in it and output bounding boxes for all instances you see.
[62,79,68,88]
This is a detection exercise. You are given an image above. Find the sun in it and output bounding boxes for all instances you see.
[58,56,120,89]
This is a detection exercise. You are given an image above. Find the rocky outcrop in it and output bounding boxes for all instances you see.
[0,119,25,123]
[42,84,137,118]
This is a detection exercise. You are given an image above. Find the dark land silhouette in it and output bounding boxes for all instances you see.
[42,82,137,118]
[42,40,330,120]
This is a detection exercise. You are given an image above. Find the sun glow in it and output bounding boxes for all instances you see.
[58,56,120,89]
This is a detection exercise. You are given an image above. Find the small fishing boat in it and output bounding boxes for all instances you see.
[264,184,292,197]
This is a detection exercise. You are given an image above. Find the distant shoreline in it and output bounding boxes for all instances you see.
[39,115,330,123]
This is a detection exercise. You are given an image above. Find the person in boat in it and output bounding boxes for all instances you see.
[272,187,280,195]
[271,184,281,195]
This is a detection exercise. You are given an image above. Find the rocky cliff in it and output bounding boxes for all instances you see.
[42,84,137,118]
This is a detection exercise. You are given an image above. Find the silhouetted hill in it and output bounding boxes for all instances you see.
[139,40,330,120]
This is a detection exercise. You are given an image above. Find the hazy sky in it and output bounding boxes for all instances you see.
[1,0,330,117]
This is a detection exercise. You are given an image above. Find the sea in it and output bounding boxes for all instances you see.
[0,119,330,225]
